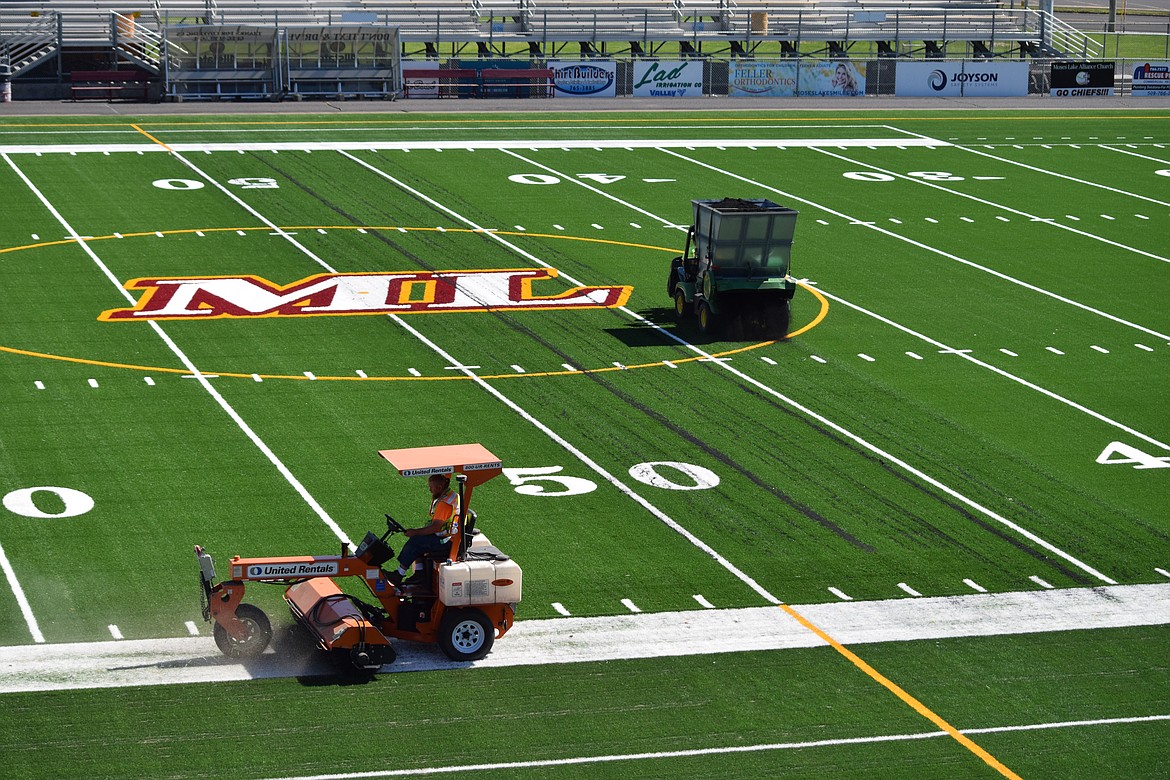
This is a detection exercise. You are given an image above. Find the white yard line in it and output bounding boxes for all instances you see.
[260,713,1170,780]
[495,148,1120,585]
[0,541,44,643]
[953,144,1170,211]
[815,288,1170,453]
[661,148,1170,342]
[1,153,355,553]
[1097,145,1170,166]
[0,137,947,156]
[0,583,1165,694]
[811,146,1170,265]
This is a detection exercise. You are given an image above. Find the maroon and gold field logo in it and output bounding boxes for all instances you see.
[101,268,633,321]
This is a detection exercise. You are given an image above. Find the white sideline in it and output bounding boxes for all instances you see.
[0,583,1166,694]
[262,713,1170,780]
[0,137,949,156]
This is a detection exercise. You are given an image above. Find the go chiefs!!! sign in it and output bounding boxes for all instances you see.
[100,268,633,321]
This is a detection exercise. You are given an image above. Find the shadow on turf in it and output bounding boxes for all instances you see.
[610,307,788,347]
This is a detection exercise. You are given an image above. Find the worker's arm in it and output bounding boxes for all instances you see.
[405,520,445,537]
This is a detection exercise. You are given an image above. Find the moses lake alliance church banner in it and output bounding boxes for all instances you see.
[729,61,865,97]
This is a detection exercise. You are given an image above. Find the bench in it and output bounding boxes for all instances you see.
[70,70,151,101]
[402,68,478,98]
[479,68,554,98]
[402,68,553,99]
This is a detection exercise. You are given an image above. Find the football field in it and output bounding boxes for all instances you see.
[0,107,1167,778]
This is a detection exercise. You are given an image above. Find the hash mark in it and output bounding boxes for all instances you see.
[1029,575,1055,590]
[1135,344,1153,352]
[355,370,368,378]
[1046,347,1065,355]
[108,625,124,640]
[144,377,155,386]
[761,356,778,365]
[693,594,715,609]
[1000,349,1018,357]
[963,578,988,593]
[561,363,579,372]
[858,354,875,362]
[511,364,526,374]
[1156,568,1170,579]
[408,368,421,377]
[811,356,827,364]
[621,598,642,613]
[88,379,99,388]
[906,352,923,360]
[185,621,200,636]
[552,602,571,616]
[828,587,853,601]
[897,582,922,597]
[251,374,263,382]
[1091,345,1110,354]
[34,381,45,390]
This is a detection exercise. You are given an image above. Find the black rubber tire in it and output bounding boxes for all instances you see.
[673,288,688,321]
[667,257,682,297]
[213,603,272,659]
[697,301,719,336]
[765,299,792,340]
[438,608,494,662]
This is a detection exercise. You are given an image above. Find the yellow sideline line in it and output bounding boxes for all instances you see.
[779,604,1023,780]
[130,123,173,151]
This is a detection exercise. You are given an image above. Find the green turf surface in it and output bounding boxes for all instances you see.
[1,625,1166,779]
[0,108,1167,777]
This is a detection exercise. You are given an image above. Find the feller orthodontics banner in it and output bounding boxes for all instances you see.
[729,61,865,97]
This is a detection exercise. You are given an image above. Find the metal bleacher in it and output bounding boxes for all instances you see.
[0,0,1100,58]
[0,0,1103,100]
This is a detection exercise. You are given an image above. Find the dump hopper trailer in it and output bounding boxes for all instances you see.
[668,198,799,338]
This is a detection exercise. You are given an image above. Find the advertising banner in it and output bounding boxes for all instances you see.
[1049,61,1115,96]
[549,61,617,98]
[729,61,865,97]
[729,62,797,97]
[403,63,441,98]
[799,60,866,96]
[895,61,1028,97]
[1132,62,1170,97]
[632,61,704,97]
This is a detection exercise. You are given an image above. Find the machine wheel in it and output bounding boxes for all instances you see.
[697,301,719,335]
[765,299,792,339]
[438,608,494,662]
[673,288,688,321]
[667,257,682,297]
[213,603,272,659]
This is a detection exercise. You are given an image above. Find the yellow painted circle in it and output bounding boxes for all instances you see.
[0,226,829,381]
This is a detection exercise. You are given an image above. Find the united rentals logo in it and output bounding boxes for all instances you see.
[100,268,633,321]
[247,561,339,578]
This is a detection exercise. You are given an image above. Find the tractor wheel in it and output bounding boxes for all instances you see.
[697,301,719,336]
[673,288,688,321]
[213,603,272,659]
[765,299,792,340]
[438,608,494,662]
[667,257,682,297]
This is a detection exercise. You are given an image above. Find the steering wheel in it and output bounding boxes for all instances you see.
[384,514,406,535]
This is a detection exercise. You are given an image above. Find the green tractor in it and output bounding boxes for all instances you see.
[668,198,799,339]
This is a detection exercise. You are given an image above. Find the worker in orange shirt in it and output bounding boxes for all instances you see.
[388,473,460,586]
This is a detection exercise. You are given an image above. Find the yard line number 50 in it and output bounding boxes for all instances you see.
[503,462,720,496]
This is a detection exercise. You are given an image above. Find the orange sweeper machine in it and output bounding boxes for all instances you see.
[195,444,522,670]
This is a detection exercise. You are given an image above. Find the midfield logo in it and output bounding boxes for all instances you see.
[100,268,633,321]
